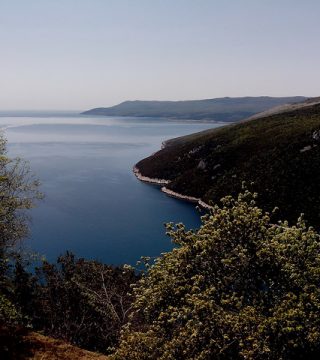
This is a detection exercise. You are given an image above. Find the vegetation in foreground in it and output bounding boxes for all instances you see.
[113,190,320,359]
[4,189,320,359]
[1,253,137,357]
[137,101,320,228]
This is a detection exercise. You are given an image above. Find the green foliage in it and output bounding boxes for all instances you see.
[0,293,21,326]
[0,135,42,253]
[0,133,41,331]
[34,252,138,354]
[113,191,320,359]
[137,103,320,227]
[0,294,28,360]
[11,256,40,327]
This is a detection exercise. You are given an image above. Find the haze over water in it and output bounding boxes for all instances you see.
[0,114,222,265]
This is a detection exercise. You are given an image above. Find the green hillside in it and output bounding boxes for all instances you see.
[82,96,306,122]
[136,100,320,227]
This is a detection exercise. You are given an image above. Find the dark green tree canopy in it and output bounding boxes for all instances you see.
[34,252,138,353]
[113,191,320,360]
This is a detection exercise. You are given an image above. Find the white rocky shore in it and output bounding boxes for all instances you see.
[161,187,213,210]
[133,166,212,210]
[133,166,170,185]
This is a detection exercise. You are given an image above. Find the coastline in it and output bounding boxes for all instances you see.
[133,166,170,185]
[81,113,226,124]
[161,186,213,210]
[133,165,212,210]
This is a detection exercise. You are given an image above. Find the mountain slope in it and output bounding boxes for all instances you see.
[135,98,320,227]
[82,96,307,122]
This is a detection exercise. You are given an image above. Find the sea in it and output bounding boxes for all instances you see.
[0,112,223,265]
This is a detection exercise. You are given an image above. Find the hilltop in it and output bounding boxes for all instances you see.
[82,96,306,122]
[135,97,320,227]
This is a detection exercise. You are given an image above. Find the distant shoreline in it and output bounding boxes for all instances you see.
[133,165,212,210]
[82,96,308,123]
[81,114,226,124]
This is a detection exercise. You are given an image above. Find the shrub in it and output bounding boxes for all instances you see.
[113,191,320,360]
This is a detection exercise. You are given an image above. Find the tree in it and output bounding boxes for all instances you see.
[34,252,138,353]
[0,133,41,320]
[0,133,41,358]
[0,135,41,254]
[113,191,320,360]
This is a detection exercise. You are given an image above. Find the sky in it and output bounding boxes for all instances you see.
[1,0,320,110]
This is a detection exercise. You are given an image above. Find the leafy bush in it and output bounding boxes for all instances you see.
[113,191,320,360]
[0,293,21,326]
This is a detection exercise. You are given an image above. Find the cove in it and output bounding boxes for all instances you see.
[1,114,224,265]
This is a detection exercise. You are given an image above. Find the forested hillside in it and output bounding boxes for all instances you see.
[136,100,320,227]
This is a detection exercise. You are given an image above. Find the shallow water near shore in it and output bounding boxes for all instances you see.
[1,114,223,265]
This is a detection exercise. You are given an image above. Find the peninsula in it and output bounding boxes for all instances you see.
[134,97,320,226]
[82,96,306,122]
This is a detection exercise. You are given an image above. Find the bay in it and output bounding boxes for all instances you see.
[0,114,223,265]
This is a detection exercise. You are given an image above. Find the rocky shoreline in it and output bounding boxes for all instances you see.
[133,166,170,185]
[133,166,212,210]
[161,187,212,210]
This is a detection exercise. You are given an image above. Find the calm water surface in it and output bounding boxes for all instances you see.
[1,114,223,265]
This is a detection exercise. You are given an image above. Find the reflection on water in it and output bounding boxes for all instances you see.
[0,114,223,265]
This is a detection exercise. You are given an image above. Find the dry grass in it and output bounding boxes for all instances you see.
[19,332,109,360]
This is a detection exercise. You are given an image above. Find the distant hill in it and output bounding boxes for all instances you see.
[135,97,320,227]
[82,96,307,122]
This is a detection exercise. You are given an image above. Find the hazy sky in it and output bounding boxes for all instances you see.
[1,0,320,110]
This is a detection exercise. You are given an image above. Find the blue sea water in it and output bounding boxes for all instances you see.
[0,114,223,265]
